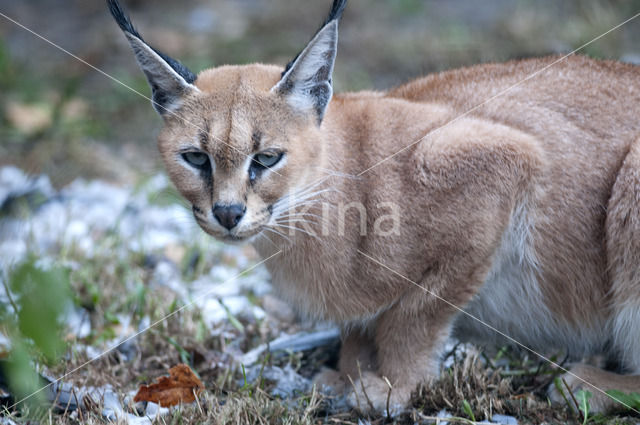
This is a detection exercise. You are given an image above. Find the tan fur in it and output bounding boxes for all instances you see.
[153,51,640,414]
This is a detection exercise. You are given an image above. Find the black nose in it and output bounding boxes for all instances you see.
[213,203,246,230]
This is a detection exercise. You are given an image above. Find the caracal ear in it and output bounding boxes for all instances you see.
[107,0,199,117]
[272,0,347,125]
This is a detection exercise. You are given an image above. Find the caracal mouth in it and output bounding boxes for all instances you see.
[197,222,264,245]
[222,234,251,244]
[193,213,263,244]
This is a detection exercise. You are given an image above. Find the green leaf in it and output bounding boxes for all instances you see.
[218,299,244,332]
[167,336,191,365]
[2,340,45,408]
[103,310,120,325]
[576,389,591,425]
[553,377,574,414]
[606,389,640,410]
[9,259,71,362]
[2,258,72,411]
[461,399,476,422]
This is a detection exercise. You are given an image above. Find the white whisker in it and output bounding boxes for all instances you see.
[274,218,320,227]
[263,226,292,244]
[273,223,320,240]
[272,188,338,216]
[316,167,359,180]
[257,230,278,248]
[277,211,326,221]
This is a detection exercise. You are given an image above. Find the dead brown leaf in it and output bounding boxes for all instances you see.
[6,101,53,135]
[134,363,204,407]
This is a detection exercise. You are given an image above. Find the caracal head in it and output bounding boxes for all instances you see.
[108,0,347,243]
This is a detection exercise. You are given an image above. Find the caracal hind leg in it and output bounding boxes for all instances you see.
[554,137,640,412]
[550,364,640,412]
[608,138,640,375]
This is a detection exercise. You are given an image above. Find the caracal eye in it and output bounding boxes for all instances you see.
[254,153,283,168]
[182,152,209,168]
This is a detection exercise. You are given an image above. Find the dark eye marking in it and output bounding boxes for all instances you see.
[252,131,262,153]
[199,121,212,150]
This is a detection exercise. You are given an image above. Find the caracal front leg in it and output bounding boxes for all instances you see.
[346,289,461,415]
[314,328,376,396]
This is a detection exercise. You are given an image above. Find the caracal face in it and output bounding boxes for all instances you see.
[108,0,341,244]
[157,67,323,243]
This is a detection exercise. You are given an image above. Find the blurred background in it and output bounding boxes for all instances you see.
[1,0,640,188]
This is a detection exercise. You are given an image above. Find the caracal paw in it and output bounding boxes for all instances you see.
[313,367,347,395]
[345,371,410,416]
[548,364,621,413]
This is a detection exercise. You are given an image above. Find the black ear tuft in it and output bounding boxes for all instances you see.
[323,0,348,27]
[107,0,196,85]
[107,0,199,115]
[282,0,347,77]
[107,0,141,40]
[273,0,347,124]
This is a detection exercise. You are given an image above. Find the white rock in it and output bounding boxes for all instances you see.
[0,166,54,204]
[63,305,91,339]
[138,316,151,332]
[151,261,187,298]
[491,414,518,424]
[436,409,452,425]
[238,328,340,366]
[144,401,169,417]
[245,364,310,399]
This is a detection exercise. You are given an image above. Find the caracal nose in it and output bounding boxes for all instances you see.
[213,203,246,230]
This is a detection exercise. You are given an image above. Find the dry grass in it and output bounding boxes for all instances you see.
[6,337,640,424]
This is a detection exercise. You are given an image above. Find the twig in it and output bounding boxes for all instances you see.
[1,274,18,315]
[356,360,375,412]
[193,388,204,416]
[563,377,581,420]
[553,378,576,419]
[346,374,361,413]
[63,387,77,417]
[382,375,393,419]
